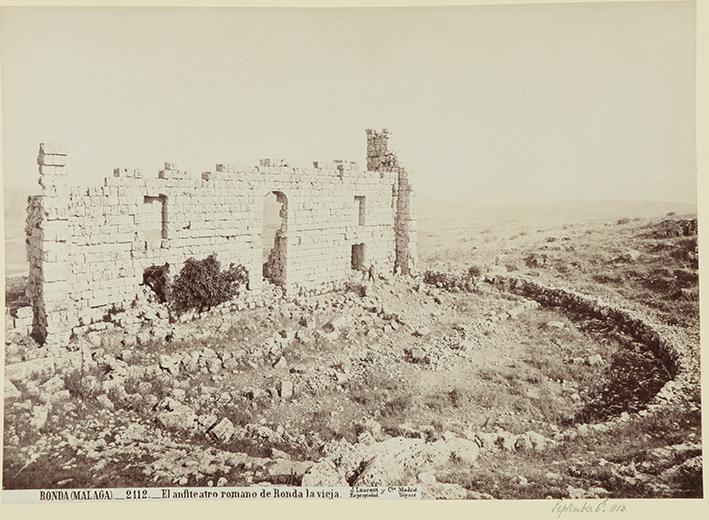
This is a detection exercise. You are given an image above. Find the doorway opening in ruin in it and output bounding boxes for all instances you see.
[262,191,288,286]
[351,243,365,271]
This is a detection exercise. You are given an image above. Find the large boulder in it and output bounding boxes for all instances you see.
[154,397,197,431]
[301,459,346,486]
[278,380,294,400]
[323,315,352,333]
[5,379,21,400]
[267,459,314,479]
[29,405,49,430]
[209,417,235,443]
[159,354,181,377]
[444,437,481,465]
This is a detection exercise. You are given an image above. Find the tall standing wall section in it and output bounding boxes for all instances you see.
[366,128,418,275]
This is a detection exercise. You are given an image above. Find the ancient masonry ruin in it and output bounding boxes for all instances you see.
[25,129,417,347]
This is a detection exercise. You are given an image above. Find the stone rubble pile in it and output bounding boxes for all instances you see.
[301,425,557,488]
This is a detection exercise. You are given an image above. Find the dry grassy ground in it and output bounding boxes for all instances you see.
[2,200,701,498]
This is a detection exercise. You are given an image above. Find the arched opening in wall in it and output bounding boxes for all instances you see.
[262,191,288,286]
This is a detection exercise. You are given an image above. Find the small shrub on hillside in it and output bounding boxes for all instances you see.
[64,366,104,400]
[524,253,548,268]
[225,404,254,428]
[670,238,699,269]
[381,394,413,418]
[467,265,483,278]
[344,281,368,297]
[448,387,474,408]
[170,255,248,313]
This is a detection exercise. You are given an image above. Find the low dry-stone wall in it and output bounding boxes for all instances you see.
[486,274,698,436]
[25,129,418,347]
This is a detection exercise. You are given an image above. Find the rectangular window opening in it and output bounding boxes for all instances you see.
[355,196,366,226]
[141,195,168,241]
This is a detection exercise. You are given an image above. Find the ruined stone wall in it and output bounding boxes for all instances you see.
[366,129,418,275]
[26,129,418,346]
[26,145,73,347]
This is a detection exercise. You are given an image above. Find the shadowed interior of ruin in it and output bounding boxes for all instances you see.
[262,191,288,286]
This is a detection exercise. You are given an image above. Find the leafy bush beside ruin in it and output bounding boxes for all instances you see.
[143,263,171,303]
[170,255,248,313]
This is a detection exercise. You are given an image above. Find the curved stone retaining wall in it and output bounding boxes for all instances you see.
[486,274,697,431]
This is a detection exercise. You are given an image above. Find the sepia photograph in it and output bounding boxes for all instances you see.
[0,1,702,504]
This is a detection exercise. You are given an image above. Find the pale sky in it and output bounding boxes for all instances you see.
[0,2,697,205]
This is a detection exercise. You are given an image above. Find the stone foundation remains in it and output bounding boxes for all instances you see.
[25,129,418,346]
